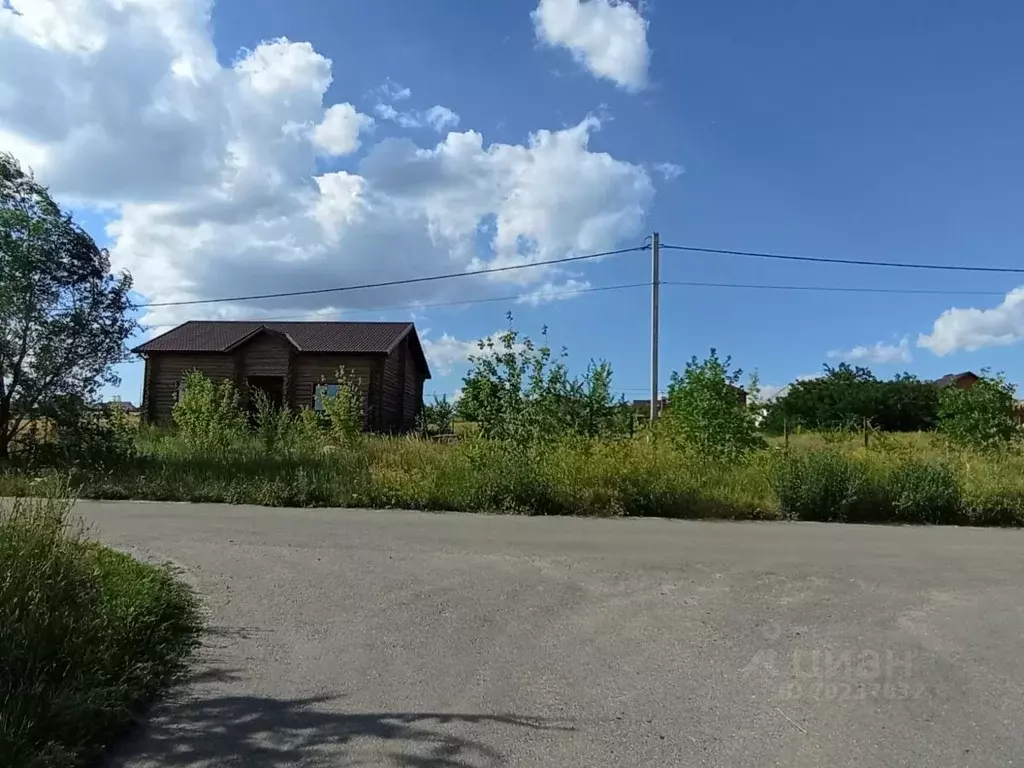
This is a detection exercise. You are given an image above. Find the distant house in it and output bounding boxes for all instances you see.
[132,321,431,432]
[932,371,980,390]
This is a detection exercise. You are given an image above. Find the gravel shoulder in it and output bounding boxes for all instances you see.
[85,501,1024,767]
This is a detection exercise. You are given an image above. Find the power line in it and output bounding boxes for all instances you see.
[662,244,1024,274]
[137,245,649,308]
[662,280,1006,297]
[203,281,650,324]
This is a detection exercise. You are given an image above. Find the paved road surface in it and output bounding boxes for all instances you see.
[84,501,1024,767]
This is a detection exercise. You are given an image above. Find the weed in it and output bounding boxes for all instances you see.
[0,484,201,767]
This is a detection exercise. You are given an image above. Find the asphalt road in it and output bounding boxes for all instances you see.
[84,501,1024,768]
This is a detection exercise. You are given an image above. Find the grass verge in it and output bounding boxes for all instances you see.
[0,484,202,768]
[3,432,1024,525]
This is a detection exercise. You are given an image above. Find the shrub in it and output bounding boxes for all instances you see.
[885,459,962,525]
[418,395,456,437]
[771,449,868,522]
[319,367,365,446]
[172,371,247,452]
[773,450,964,524]
[661,349,764,461]
[30,395,138,470]
[0,486,201,767]
[938,373,1020,451]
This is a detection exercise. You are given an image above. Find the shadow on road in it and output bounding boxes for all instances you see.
[105,668,572,768]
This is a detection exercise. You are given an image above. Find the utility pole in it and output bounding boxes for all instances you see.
[650,231,660,424]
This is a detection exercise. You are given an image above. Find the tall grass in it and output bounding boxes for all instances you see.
[4,426,1024,525]
[0,484,202,767]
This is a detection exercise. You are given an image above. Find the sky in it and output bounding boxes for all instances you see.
[2,0,1024,404]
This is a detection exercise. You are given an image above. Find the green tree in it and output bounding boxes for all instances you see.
[0,153,136,459]
[662,349,763,460]
[457,317,629,442]
[938,372,1019,450]
[762,364,939,434]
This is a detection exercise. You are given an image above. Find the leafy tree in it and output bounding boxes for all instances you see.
[0,153,136,459]
[938,372,1019,450]
[661,349,764,460]
[762,364,939,434]
[457,317,630,442]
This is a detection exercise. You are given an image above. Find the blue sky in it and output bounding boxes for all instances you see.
[3,0,1023,404]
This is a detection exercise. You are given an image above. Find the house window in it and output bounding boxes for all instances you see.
[313,384,340,411]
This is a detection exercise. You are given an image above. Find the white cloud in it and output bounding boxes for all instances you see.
[0,0,654,329]
[653,162,683,181]
[422,330,513,375]
[374,102,461,133]
[827,337,912,365]
[532,0,650,91]
[515,278,592,306]
[918,288,1024,356]
[311,103,374,155]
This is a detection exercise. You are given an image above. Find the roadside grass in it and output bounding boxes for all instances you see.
[0,484,202,768]
[4,427,1024,525]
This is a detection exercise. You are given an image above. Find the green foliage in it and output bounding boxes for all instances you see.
[661,349,764,460]
[762,365,940,434]
[319,366,365,446]
[886,459,962,524]
[172,370,247,452]
[771,450,869,522]
[0,486,200,767]
[252,392,329,457]
[0,153,137,459]
[772,451,962,524]
[21,395,138,470]
[8,428,1024,525]
[938,372,1020,451]
[457,318,631,442]
[418,394,456,437]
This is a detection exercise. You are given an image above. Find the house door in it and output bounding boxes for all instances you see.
[247,376,285,411]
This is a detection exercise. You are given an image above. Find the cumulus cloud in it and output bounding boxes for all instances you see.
[918,288,1024,355]
[421,333,484,375]
[828,338,912,365]
[421,330,521,375]
[0,0,654,330]
[532,0,650,91]
[311,103,374,155]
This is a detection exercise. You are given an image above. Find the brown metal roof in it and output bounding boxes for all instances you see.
[133,321,431,378]
[932,371,978,387]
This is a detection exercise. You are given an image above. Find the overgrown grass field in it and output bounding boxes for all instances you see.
[0,489,202,767]
[4,427,1024,525]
